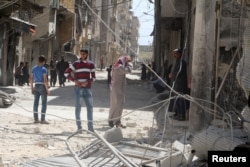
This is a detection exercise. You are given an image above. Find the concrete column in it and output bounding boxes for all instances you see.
[189,0,212,132]
[154,0,161,73]
[2,23,8,86]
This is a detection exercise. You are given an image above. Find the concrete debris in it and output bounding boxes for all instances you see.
[242,106,250,138]
[211,119,228,128]
[126,121,137,127]
[35,140,49,147]
[103,127,123,143]
[33,127,40,133]
[160,152,185,167]
[35,140,55,148]
[0,157,3,167]
[24,128,188,167]
[190,126,247,160]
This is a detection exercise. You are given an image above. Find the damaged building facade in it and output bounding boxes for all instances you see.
[153,0,250,129]
[0,0,140,86]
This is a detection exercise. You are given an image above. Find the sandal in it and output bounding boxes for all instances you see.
[116,123,126,128]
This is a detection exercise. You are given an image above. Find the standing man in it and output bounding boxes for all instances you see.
[22,62,30,86]
[65,49,95,132]
[108,55,133,128]
[56,56,69,87]
[49,57,57,87]
[15,62,24,86]
[100,55,104,71]
[169,49,188,121]
[30,55,50,124]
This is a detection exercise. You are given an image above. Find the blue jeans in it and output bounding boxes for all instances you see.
[33,84,47,121]
[74,87,93,131]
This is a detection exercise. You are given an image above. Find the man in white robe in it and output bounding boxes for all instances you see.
[108,55,132,128]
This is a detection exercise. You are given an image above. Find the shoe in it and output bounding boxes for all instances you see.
[77,129,83,134]
[34,120,40,124]
[108,121,114,128]
[40,120,49,124]
[116,123,126,128]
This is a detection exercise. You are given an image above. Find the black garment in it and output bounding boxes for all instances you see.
[146,64,152,81]
[171,59,188,94]
[15,65,24,86]
[165,64,172,86]
[50,60,57,86]
[170,58,188,118]
[22,64,29,85]
[141,64,147,80]
[15,74,24,86]
[56,59,69,86]
[175,97,187,120]
[153,83,165,93]
[106,65,112,86]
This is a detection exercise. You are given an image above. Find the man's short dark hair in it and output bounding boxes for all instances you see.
[38,55,46,63]
[80,48,88,54]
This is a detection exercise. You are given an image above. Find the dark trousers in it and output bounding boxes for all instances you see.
[175,97,186,118]
[153,83,165,93]
[15,74,24,86]
[50,70,57,86]
[58,73,66,86]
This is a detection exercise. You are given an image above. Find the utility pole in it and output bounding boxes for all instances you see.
[154,0,161,74]
[189,0,212,132]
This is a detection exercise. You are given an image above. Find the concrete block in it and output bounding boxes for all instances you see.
[160,152,185,167]
[103,128,123,143]
[34,127,40,133]
[126,121,137,127]
[0,157,3,167]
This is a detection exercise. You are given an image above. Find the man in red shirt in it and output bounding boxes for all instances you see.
[65,49,95,132]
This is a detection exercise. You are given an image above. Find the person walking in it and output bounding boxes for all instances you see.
[100,55,104,71]
[169,49,188,121]
[56,56,69,87]
[30,55,50,124]
[64,49,95,132]
[15,62,24,86]
[49,57,57,87]
[22,62,30,86]
[108,55,133,128]
[140,63,147,82]
[106,65,112,88]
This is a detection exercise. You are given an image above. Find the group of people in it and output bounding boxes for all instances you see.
[29,47,133,132]
[49,56,69,87]
[28,47,189,133]
[30,49,95,129]
[140,49,189,121]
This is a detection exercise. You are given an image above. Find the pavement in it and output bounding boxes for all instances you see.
[0,70,156,127]
[0,69,189,131]
[0,70,191,166]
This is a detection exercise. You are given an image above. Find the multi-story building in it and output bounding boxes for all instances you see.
[130,15,140,61]
[0,0,139,85]
[0,0,43,85]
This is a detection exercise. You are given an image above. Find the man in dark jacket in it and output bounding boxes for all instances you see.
[56,56,69,87]
[169,49,188,121]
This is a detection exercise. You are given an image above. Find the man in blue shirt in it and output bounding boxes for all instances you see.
[30,55,50,124]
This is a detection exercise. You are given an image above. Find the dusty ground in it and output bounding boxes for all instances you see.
[0,70,188,167]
